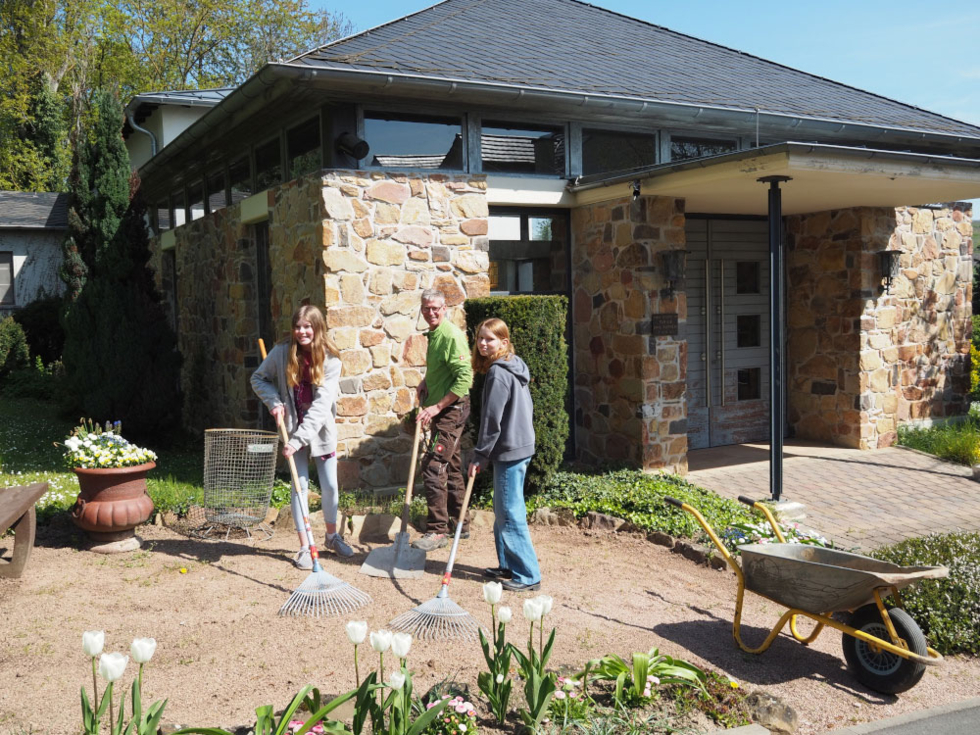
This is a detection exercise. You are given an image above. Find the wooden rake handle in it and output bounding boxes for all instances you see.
[398,412,424,536]
[258,338,320,565]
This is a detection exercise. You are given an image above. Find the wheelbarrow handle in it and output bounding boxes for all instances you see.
[737,495,757,506]
[664,496,684,508]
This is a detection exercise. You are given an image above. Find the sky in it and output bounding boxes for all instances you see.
[315,0,980,211]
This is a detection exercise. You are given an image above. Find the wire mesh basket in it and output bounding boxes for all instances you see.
[193,429,280,540]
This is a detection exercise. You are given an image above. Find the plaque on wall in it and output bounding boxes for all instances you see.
[650,313,678,336]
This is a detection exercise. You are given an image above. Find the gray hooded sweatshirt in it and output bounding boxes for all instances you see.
[472,355,535,465]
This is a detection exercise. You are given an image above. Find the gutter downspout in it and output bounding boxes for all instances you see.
[127,111,158,157]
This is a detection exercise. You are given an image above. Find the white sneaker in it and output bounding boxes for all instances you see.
[326,533,354,558]
[293,548,313,570]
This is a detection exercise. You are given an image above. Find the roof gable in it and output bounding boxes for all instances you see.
[292,0,980,138]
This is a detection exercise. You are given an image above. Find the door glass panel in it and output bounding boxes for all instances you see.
[736,261,760,294]
[738,368,761,401]
[737,314,761,348]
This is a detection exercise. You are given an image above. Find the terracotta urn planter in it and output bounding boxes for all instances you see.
[72,462,156,552]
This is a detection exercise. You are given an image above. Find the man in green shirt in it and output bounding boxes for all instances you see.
[412,288,474,551]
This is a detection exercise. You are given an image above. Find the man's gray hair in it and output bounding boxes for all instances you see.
[420,288,447,304]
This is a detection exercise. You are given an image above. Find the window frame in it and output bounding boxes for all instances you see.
[357,106,469,172]
[0,251,15,306]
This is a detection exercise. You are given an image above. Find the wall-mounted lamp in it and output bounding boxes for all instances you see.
[631,179,642,200]
[878,249,900,292]
[336,132,370,160]
[660,249,687,298]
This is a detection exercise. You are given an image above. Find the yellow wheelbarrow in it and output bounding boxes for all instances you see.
[665,495,947,694]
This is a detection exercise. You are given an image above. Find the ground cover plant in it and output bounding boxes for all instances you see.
[872,531,980,655]
[527,468,755,543]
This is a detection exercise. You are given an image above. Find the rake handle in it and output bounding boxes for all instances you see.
[398,415,423,536]
[259,338,322,571]
[437,472,476,596]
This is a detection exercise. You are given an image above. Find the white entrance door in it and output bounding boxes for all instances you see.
[687,219,771,450]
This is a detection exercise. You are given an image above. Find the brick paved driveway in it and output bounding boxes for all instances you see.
[686,440,980,549]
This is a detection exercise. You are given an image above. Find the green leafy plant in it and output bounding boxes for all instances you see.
[668,671,749,729]
[420,694,477,735]
[548,675,592,728]
[476,583,513,725]
[0,316,30,376]
[579,648,704,707]
[872,531,980,654]
[507,596,557,733]
[897,418,980,466]
[721,518,833,554]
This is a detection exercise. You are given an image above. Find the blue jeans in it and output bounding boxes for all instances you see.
[492,457,540,585]
[291,448,338,541]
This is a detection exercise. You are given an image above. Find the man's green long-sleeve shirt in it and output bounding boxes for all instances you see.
[423,319,473,406]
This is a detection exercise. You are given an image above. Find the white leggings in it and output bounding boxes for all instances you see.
[291,447,339,541]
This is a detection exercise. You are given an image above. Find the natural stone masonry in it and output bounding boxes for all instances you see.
[786,204,972,449]
[570,195,688,472]
[151,170,489,490]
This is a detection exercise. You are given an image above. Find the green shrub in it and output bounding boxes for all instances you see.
[12,296,64,364]
[873,532,980,655]
[1,356,65,399]
[896,419,980,465]
[0,316,30,375]
[529,468,754,543]
[464,295,569,493]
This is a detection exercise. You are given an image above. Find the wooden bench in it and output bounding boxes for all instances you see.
[0,482,49,578]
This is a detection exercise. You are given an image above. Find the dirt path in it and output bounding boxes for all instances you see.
[1,519,978,734]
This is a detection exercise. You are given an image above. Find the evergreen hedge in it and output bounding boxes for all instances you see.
[12,296,64,365]
[0,316,30,376]
[464,295,569,493]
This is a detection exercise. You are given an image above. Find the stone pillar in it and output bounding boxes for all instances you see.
[570,195,688,472]
[786,204,972,449]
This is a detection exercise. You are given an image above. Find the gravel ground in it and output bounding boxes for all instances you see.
[1,517,978,734]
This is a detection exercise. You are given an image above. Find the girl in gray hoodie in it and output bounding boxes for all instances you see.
[468,318,541,591]
[251,305,352,568]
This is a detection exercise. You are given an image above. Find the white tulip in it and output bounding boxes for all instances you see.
[391,632,412,659]
[536,595,553,616]
[82,630,105,657]
[130,638,156,664]
[523,598,543,622]
[498,606,512,624]
[346,621,368,645]
[389,671,406,690]
[370,629,392,653]
[482,581,503,605]
[495,673,504,684]
[97,652,128,683]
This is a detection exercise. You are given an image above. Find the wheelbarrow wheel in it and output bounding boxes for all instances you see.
[842,605,927,694]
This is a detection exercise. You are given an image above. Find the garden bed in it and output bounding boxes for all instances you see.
[2,516,979,734]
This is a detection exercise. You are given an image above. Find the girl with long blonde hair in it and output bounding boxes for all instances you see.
[251,304,352,567]
[469,318,541,591]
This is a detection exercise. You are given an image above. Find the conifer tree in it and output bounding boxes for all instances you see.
[61,89,182,438]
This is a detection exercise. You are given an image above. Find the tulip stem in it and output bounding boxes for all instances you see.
[539,614,545,663]
[107,682,114,735]
[138,663,144,702]
[91,657,99,714]
[353,644,360,689]
[378,652,385,708]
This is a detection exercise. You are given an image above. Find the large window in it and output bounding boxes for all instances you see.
[582,129,659,175]
[188,180,205,221]
[229,156,252,203]
[481,121,564,175]
[363,111,463,170]
[171,189,186,228]
[255,137,282,191]
[488,209,569,295]
[156,201,171,231]
[0,251,13,305]
[287,116,321,179]
[207,170,227,213]
[670,136,737,161]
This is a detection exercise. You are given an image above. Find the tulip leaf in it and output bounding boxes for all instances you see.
[541,627,557,671]
[405,697,449,735]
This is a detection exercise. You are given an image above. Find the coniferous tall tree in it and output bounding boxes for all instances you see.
[61,88,182,438]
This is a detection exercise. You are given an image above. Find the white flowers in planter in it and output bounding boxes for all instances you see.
[62,419,157,469]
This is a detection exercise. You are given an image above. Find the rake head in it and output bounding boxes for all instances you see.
[387,595,482,641]
[279,570,372,618]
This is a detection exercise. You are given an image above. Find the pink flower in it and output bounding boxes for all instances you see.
[289,721,304,732]
[554,690,566,700]
[569,692,578,699]
[468,710,476,718]
[455,704,468,714]
[311,726,324,734]
[427,702,438,710]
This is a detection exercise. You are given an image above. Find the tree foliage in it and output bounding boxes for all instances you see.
[0,0,351,191]
[61,89,182,438]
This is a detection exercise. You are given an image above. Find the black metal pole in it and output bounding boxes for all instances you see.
[758,175,791,502]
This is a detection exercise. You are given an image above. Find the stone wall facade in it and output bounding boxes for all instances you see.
[570,195,688,472]
[786,204,973,449]
[152,169,490,490]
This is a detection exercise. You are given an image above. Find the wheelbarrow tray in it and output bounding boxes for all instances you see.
[740,543,946,615]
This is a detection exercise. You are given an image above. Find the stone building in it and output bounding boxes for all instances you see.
[127,0,980,491]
